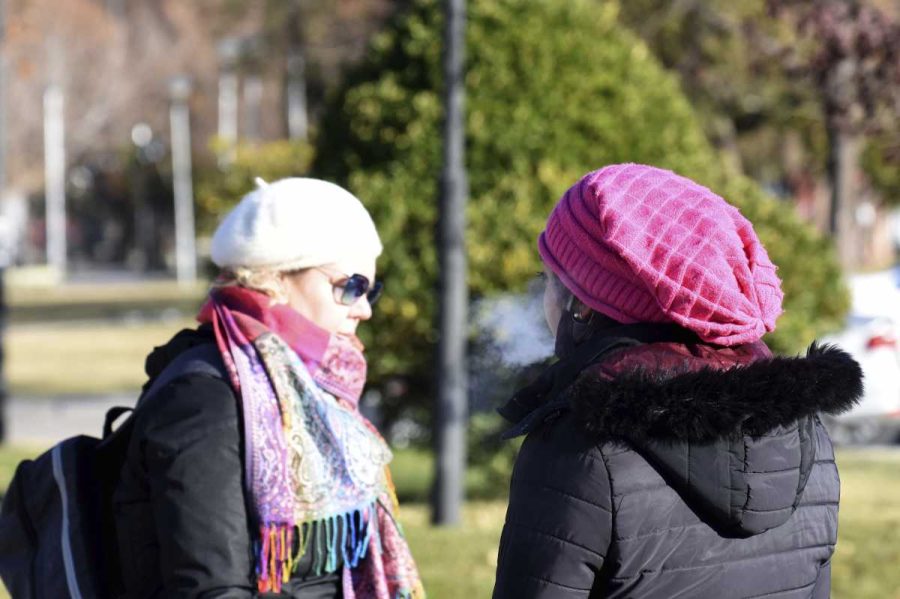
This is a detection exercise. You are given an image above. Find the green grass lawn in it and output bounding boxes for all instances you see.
[7,280,205,396]
[0,447,897,598]
[8,280,207,306]
[402,501,506,597]
[8,280,207,324]
[830,450,900,599]
[7,318,197,395]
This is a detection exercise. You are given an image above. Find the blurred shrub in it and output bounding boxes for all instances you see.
[195,139,315,231]
[862,133,900,206]
[466,411,521,499]
[715,174,848,350]
[312,0,848,417]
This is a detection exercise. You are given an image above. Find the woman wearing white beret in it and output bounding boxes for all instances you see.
[112,178,425,598]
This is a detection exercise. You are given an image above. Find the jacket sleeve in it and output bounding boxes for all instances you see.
[141,374,256,598]
[493,412,613,599]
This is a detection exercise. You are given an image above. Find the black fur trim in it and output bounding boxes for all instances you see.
[572,342,864,443]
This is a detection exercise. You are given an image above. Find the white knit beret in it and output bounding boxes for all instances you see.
[210,177,383,271]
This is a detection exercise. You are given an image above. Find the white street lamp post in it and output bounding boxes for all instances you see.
[43,84,67,275]
[169,76,197,286]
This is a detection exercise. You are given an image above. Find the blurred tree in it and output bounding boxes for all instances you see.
[618,0,797,176]
[4,0,223,190]
[767,0,900,263]
[619,0,900,265]
[0,0,7,443]
[2,0,401,272]
[210,0,397,140]
[3,0,236,272]
[862,134,900,204]
[284,3,309,142]
[306,0,848,428]
[195,139,314,232]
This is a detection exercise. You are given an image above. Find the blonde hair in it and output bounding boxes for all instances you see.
[211,266,296,305]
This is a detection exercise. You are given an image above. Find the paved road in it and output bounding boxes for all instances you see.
[5,392,137,446]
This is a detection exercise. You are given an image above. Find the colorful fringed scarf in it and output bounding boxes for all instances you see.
[197,287,425,598]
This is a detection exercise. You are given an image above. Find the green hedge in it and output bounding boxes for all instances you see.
[196,140,315,232]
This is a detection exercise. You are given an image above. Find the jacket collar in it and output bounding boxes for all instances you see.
[499,323,704,439]
[572,342,862,443]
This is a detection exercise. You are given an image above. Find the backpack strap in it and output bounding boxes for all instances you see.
[102,343,227,439]
[102,407,134,439]
[90,343,229,595]
[139,342,227,405]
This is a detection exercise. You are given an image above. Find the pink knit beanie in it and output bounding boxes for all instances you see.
[538,164,784,346]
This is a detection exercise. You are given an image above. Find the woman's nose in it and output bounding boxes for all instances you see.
[350,297,373,321]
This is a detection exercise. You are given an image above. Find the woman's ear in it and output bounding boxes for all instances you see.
[571,298,594,323]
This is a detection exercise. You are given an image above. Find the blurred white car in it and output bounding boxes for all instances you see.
[820,268,900,445]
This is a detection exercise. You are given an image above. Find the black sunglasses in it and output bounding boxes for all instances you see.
[316,268,384,306]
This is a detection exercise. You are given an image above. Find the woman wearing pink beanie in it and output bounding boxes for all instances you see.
[493,164,862,598]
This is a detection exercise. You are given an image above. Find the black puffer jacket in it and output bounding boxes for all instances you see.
[493,338,862,599]
[112,328,342,598]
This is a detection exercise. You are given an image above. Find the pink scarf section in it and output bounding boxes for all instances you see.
[198,285,368,406]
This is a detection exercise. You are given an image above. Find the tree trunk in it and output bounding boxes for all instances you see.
[130,162,151,272]
[0,0,7,194]
[284,3,308,142]
[0,0,7,437]
[433,0,468,526]
[827,124,863,269]
[713,116,743,176]
[216,37,240,168]
[242,75,263,141]
[0,266,7,443]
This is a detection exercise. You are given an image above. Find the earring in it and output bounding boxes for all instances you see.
[573,307,593,323]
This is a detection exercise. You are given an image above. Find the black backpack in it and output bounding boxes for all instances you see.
[0,344,225,599]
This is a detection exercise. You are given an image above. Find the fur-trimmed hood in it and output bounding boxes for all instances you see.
[570,342,863,536]
[572,342,863,443]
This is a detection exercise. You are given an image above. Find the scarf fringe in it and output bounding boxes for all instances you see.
[256,522,293,593]
[255,502,380,593]
[395,587,423,599]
